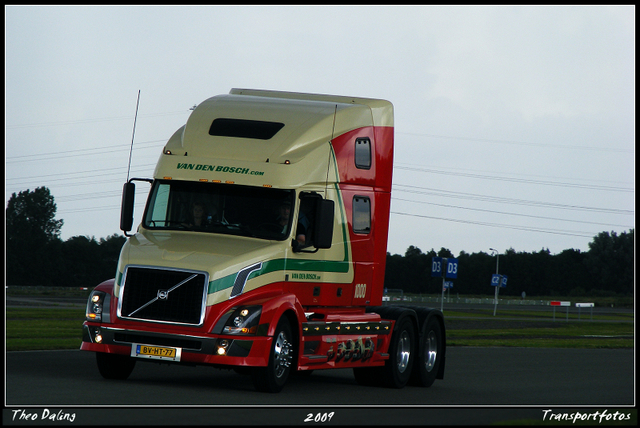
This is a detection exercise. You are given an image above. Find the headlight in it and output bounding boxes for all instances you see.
[222,306,262,335]
[86,290,108,322]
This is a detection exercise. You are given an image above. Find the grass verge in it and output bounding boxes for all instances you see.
[6,308,86,351]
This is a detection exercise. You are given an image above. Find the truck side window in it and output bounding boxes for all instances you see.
[352,196,371,234]
[297,196,316,249]
[354,137,371,170]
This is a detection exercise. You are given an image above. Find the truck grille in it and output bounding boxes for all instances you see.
[118,266,208,326]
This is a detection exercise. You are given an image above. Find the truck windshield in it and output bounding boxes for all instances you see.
[143,180,295,241]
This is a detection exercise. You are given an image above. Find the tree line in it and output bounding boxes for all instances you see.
[5,187,635,297]
[384,228,633,298]
[6,187,126,288]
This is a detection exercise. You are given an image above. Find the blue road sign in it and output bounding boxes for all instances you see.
[501,275,508,288]
[491,274,501,286]
[445,258,458,279]
[431,257,442,277]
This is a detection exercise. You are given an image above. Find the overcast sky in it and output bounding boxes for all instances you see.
[5,5,635,258]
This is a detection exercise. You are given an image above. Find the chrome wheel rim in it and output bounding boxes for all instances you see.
[396,330,411,373]
[424,330,438,372]
[273,331,292,378]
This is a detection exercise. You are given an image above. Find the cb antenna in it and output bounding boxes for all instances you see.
[126,90,141,182]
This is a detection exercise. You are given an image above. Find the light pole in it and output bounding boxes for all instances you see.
[490,248,500,316]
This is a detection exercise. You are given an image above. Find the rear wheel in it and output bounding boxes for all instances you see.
[380,317,415,388]
[252,317,294,392]
[410,317,443,387]
[96,352,136,380]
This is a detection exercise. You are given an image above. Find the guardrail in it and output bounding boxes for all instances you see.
[7,286,90,291]
[387,296,552,306]
[384,296,604,321]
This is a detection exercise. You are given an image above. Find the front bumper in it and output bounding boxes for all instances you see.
[81,323,271,367]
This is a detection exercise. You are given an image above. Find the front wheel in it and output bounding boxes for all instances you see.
[410,317,443,387]
[380,317,415,388]
[252,317,294,392]
[96,352,136,380]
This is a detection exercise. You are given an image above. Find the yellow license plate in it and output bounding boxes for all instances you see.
[133,344,181,361]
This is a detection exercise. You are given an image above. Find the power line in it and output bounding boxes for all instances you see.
[56,190,123,203]
[395,162,631,187]
[5,164,155,182]
[5,140,165,163]
[8,143,632,194]
[396,131,634,154]
[62,201,145,214]
[5,165,157,192]
[6,113,630,156]
[6,111,189,130]
[5,132,632,242]
[391,211,597,238]
[393,184,634,215]
[392,197,633,229]
[395,165,634,193]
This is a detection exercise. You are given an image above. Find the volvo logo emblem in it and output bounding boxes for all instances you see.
[157,290,169,300]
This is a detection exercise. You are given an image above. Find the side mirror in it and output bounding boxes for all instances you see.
[120,182,136,232]
[314,199,334,249]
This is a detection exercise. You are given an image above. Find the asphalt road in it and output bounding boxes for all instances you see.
[4,347,634,426]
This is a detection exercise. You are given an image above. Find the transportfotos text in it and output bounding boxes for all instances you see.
[542,409,631,423]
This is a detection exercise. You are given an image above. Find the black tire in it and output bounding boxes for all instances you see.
[96,352,136,380]
[252,317,294,393]
[380,317,415,388]
[410,317,443,387]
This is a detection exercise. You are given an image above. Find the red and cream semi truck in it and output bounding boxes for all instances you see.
[80,88,445,392]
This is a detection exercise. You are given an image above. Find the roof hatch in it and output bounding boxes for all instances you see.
[209,118,284,140]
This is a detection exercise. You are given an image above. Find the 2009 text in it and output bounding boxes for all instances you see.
[304,412,335,423]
